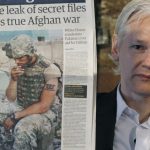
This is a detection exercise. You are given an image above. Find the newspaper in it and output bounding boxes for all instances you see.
[0,0,96,150]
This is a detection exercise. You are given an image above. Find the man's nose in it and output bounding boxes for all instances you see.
[142,52,150,69]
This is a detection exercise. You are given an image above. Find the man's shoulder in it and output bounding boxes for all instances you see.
[97,91,115,100]
[44,63,61,78]
[96,89,117,150]
[36,55,51,68]
[35,55,61,77]
[97,89,117,105]
[96,88,117,114]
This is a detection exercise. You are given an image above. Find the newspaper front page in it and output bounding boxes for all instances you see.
[0,0,96,150]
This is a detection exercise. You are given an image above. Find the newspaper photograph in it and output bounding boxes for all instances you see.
[0,0,96,150]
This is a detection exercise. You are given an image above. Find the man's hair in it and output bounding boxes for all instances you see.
[115,0,150,38]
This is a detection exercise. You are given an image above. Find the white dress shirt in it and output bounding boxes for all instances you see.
[113,86,150,150]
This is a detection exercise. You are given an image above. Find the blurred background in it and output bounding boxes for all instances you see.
[95,0,130,93]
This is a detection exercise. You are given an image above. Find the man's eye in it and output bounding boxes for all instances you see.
[130,45,145,51]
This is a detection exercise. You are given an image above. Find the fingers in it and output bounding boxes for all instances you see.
[11,66,24,81]
[12,66,24,72]
[3,118,14,130]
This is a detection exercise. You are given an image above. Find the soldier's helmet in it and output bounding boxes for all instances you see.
[2,34,36,59]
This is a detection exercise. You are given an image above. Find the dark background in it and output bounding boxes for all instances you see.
[95,0,130,92]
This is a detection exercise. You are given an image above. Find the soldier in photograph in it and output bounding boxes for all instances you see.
[0,34,61,150]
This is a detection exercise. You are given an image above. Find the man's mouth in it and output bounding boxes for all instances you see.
[135,74,150,80]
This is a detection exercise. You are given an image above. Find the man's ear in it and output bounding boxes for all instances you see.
[111,34,119,61]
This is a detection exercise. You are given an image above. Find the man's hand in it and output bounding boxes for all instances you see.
[3,117,15,130]
[11,66,24,81]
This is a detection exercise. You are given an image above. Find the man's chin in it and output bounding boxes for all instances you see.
[134,86,150,97]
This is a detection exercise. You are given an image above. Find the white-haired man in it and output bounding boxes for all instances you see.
[0,34,61,150]
[97,0,150,149]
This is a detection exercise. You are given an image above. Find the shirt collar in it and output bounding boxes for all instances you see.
[116,85,139,123]
[116,85,128,122]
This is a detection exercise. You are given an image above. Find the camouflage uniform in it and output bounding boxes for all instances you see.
[0,70,15,125]
[13,55,61,150]
[1,35,62,150]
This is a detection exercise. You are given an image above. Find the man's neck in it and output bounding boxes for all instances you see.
[120,87,150,123]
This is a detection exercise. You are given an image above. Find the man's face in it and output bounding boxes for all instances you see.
[15,55,31,67]
[112,16,150,97]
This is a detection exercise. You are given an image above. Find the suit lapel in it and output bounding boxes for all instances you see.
[96,88,117,150]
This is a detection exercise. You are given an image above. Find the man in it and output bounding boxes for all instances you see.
[1,34,61,150]
[97,0,150,149]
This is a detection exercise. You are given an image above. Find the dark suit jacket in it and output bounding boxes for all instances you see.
[96,89,117,150]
